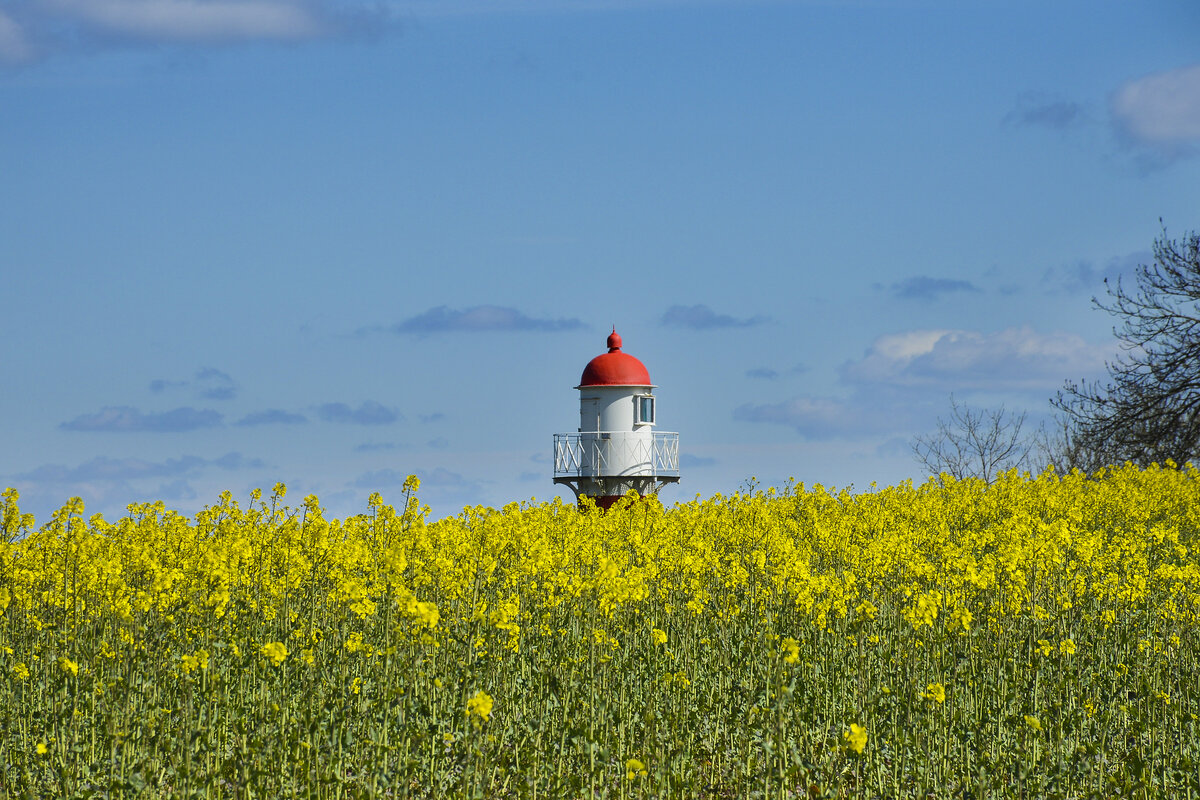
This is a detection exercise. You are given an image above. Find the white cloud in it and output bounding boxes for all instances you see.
[0,0,399,59]
[734,394,894,440]
[661,304,768,329]
[388,0,790,17]
[867,329,955,363]
[59,405,224,432]
[386,0,675,16]
[735,327,1111,442]
[43,0,323,41]
[316,401,401,425]
[0,10,34,61]
[1005,92,1089,130]
[391,305,584,334]
[1111,64,1200,144]
[841,327,1109,391]
[6,451,267,524]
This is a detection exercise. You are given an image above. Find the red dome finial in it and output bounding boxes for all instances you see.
[579,327,652,386]
[607,327,622,352]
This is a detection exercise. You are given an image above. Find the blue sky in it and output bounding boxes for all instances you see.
[3,0,1199,523]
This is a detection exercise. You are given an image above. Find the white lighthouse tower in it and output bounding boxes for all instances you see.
[553,329,680,509]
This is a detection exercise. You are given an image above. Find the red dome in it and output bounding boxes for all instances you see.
[579,329,652,387]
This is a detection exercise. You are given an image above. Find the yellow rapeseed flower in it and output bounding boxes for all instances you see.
[625,758,647,779]
[58,657,79,676]
[844,723,868,754]
[413,600,440,628]
[467,690,493,722]
[260,642,287,666]
[952,606,972,632]
[651,628,667,645]
[36,742,48,756]
[1024,714,1042,731]
[781,636,800,664]
[923,683,946,703]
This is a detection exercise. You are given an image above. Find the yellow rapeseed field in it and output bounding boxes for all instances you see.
[1,463,1199,798]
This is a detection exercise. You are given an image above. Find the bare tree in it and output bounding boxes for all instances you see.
[1029,414,1112,476]
[912,395,1031,484]
[1054,225,1200,467]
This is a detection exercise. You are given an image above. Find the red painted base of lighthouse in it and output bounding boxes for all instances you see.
[588,494,640,511]
[555,474,677,511]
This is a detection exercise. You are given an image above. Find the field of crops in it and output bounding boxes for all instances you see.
[2,463,1199,798]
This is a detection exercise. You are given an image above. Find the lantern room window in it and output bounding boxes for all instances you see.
[636,395,655,425]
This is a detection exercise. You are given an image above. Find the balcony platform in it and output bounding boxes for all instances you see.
[553,431,679,480]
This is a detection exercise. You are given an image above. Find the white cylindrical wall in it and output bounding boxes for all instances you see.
[578,387,653,433]
[578,386,654,477]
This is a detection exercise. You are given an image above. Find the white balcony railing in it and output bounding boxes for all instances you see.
[553,431,680,478]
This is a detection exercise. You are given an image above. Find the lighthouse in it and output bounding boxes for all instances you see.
[553,329,680,509]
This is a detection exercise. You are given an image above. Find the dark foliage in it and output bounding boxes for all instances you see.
[1054,226,1200,468]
